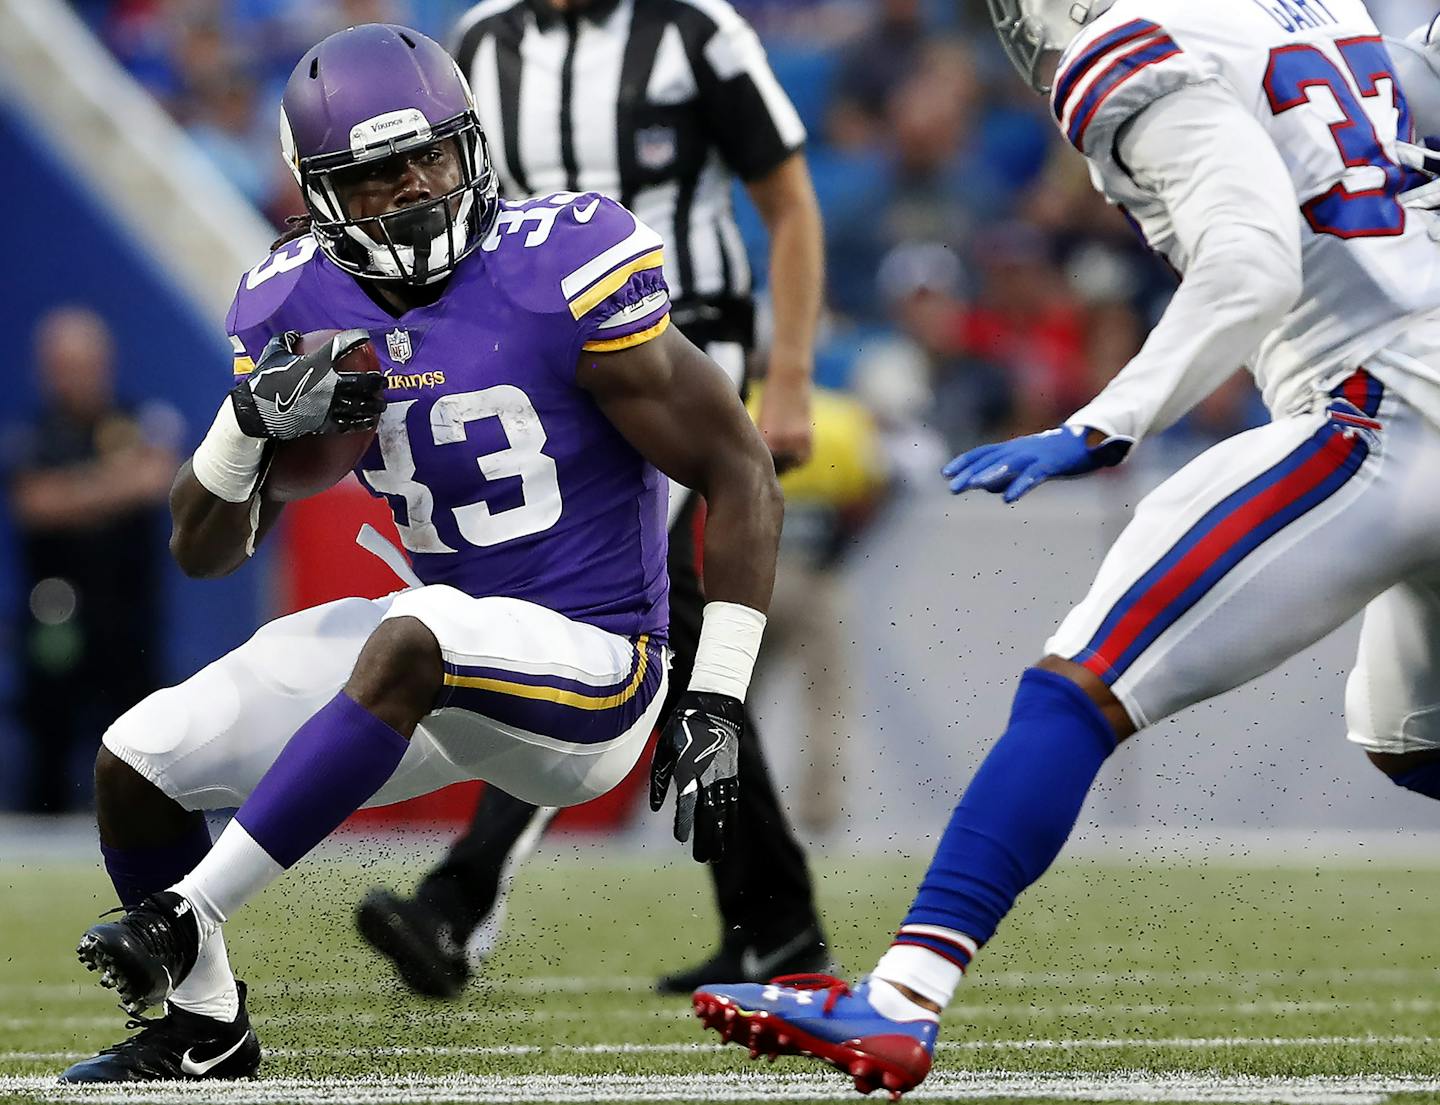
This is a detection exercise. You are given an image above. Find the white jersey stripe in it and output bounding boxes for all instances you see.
[560,215,661,300]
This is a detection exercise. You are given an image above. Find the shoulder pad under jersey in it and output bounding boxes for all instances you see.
[480,193,671,352]
[1049,10,1210,157]
[225,235,325,368]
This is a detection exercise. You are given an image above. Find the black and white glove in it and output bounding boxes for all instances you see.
[230,329,384,440]
[649,691,742,863]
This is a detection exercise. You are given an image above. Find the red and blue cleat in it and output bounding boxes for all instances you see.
[693,974,938,1100]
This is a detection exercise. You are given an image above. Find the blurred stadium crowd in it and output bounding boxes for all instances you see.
[59,0,1436,461]
[66,0,1269,463]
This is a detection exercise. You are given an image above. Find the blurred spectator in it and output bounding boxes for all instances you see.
[731,0,867,43]
[868,241,1013,452]
[952,221,1090,433]
[832,0,927,139]
[90,0,420,225]
[184,71,273,211]
[882,41,999,250]
[5,308,180,814]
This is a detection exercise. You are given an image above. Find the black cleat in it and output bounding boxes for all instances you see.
[356,888,469,999]
[59,981,260,1083]
[78,891,201,1014]
[656,925,835,995]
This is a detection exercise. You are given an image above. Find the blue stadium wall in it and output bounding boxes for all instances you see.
[0,97,266,803]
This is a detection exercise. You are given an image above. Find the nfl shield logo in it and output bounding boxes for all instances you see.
[635,126,677,171]
[385,328,413,364]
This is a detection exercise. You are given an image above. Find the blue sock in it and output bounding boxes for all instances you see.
[903,668,1118,947]
[101,823,212,909]
[1392,760,1440,800]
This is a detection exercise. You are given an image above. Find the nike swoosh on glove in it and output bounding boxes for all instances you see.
[943,425,1131,503]
[650,691,742,863]
[231,330,385,440]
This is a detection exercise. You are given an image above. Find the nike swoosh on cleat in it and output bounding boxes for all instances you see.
[180,1034,250,1077]
[741,929,822,981]
[574,198,601,223]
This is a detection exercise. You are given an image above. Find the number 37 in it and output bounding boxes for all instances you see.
[1264,36,1419,239]
[361,385,562,553]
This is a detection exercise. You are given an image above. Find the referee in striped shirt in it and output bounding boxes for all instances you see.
[357,0,830,996]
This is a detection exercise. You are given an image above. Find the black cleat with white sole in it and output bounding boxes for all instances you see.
[78,891,201,1014]
[59,980,260,1083]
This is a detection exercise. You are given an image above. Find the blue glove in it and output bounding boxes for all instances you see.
[943,426,1131,503]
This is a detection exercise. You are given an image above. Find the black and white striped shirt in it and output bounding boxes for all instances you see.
[451,0,806,342]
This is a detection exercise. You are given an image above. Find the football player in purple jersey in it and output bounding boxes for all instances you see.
[60,24,782,1083]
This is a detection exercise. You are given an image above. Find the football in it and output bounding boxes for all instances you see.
[262,329,382,502]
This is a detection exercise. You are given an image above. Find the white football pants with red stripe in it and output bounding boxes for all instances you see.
[1047,367,1440,754]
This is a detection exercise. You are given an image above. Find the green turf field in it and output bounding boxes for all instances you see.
[2,847,1439,1103]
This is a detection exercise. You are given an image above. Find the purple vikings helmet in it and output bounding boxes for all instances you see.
[280,24,499,284]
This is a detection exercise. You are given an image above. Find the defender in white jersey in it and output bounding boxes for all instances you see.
[690,1,1440,1098]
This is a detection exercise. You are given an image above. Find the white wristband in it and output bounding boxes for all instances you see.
[191,399,266,503]
[689,601,767,702]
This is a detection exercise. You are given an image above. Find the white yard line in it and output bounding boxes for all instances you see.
[0,978,642,1000]
[3,1070,1440,1103]
[5,1035,1435,1065]
[7,967,1439,1001]
[12,994,1440,1035]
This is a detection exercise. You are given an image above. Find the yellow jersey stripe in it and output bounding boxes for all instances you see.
[582,314,671,354]
[567,250,665,321]
[443,636,651,711]
[233,356,255,376]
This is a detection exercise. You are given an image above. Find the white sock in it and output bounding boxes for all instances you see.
[865,976,940,1024]
[172,821,283,940]
[874,931,975,1011]
[168,929,240,1022]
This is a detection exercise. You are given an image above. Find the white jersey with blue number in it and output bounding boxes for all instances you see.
[1052,0,1440,421]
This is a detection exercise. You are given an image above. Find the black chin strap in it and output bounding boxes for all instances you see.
[387,205,449,283]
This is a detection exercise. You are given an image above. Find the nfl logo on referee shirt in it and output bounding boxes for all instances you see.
[635,126,677,171]
[386,328,413,364]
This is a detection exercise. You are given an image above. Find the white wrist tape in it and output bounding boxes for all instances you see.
[688,601,767,702]
[191,399,267,503]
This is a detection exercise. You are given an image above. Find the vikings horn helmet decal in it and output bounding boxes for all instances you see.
[280,24,500,284]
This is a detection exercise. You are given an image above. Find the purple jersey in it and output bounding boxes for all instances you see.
[227,193,672,639]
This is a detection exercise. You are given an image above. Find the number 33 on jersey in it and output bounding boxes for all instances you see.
[1051,0,1440,420]
[225,192,674,640]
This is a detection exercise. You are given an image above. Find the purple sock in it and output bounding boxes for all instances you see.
[234,692,409,868]
[101,823,212,909]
